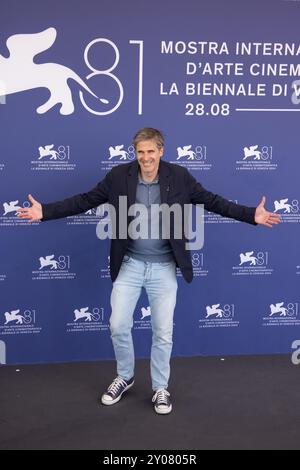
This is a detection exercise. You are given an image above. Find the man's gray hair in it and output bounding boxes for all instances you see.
[133,128,164,150]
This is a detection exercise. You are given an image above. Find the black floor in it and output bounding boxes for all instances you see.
[0,355,299,450]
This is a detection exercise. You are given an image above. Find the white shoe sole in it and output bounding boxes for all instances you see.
[154,404,172,415]
[101,380,134,406]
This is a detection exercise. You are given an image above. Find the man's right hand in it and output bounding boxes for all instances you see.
[16,194,43,222]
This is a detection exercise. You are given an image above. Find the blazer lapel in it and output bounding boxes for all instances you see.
[127,160,139,209]
[159,160,171,204]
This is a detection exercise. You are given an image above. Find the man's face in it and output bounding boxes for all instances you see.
[135,139,163,179]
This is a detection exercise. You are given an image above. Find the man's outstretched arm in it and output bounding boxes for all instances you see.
[187,171,281,228]
[17,171,112,223]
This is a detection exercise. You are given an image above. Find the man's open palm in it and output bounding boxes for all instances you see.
[255,196,281,228]
[17,194,43,222]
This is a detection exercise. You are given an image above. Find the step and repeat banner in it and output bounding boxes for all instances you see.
[1,0,300,365]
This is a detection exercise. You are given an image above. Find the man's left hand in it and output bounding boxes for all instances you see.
[255,196,281,228]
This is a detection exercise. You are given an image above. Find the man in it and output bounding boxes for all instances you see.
[17,128,281,415]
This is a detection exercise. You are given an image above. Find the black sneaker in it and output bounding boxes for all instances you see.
[152,388,172,414]
[101,376,134,405]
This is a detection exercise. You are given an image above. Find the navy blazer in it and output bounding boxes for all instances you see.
[42,160,257,283]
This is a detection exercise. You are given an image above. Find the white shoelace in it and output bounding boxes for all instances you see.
[107,377,127,395]
[152,389,170,405]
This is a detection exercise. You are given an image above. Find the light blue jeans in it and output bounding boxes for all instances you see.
[109,255,178,391]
